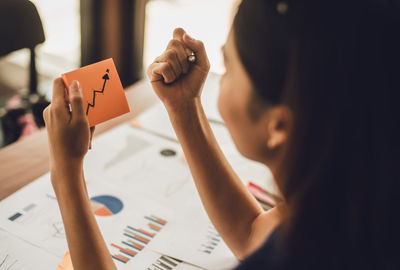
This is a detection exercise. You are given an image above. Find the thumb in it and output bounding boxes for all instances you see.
[183,33,210,72]
[69,80,86,120]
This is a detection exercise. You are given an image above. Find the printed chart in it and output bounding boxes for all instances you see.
[110,215,167,265]
[148,203,239,270]
[0,175,68,258]
[0,73,277,269]
[198,224,222,255]
[0,254,20,270]
[91,195,124,216]
[83,125,196,210]
[111,248,202,270]
[0,228,59,269]
[145,254,201,270]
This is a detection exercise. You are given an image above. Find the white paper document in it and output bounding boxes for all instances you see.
[148,202,239,270]
[0,174,68,258]
[137,102,277,195]
[0,90,276,269]
[84,124,200,210]
[0,228,59,270]
[0,171,203,270]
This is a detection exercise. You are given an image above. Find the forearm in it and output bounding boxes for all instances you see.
[51,164,116,270]
[166,99,264,258]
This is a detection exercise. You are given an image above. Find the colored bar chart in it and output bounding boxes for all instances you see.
[144,215,167,226]
[7,203,37,222]
[111,214,167,264]
[147,255,182,270]
[198,224,222,255]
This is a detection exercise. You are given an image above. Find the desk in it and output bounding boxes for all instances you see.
[0,79,158,201]
[0,74,256,269]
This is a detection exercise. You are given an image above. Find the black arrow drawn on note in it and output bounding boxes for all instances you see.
[86,69,110,115]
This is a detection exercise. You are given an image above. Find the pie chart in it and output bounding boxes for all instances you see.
[90,195,124,216]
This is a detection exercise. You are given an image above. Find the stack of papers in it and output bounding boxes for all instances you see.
[0,74,276,269]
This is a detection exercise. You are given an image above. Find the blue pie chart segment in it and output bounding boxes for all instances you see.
[90,195,123,216]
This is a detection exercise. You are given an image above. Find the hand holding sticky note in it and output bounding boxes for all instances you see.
[62,58,130,127]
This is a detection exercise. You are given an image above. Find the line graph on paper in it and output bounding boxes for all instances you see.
[100,132,191,200]
[0,254,20,270]
[86,69,110,115]
[51,222,65,239]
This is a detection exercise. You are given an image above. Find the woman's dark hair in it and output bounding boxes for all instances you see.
[234,0,400,268]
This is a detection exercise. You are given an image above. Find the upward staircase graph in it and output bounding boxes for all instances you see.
[86,69,110,115]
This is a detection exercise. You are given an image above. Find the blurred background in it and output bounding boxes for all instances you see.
[0,0,238,148]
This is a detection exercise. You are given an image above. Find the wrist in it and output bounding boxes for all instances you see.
[50,160,83,187]
[164,97,202,115]
[50,157,83,172]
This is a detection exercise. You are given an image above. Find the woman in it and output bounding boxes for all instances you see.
[43,0,400,269]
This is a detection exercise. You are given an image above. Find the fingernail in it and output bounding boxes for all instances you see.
[71,80,80,92]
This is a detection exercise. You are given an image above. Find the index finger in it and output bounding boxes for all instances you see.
[173,28,192,56]
[173,27,186,41]
[52,78,67,107]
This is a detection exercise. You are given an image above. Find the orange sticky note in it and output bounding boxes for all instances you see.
[57,251,74,270]
[62,58,130,127]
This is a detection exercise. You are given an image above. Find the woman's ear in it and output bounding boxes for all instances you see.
[265,105,292,150]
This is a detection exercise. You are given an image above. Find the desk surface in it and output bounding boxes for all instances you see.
[0,79,158,201]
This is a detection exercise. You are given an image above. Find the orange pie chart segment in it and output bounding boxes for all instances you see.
[90,195,124,217]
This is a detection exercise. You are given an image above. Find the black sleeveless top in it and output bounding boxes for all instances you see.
[234,226,289,270]
[234,226,398,270]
